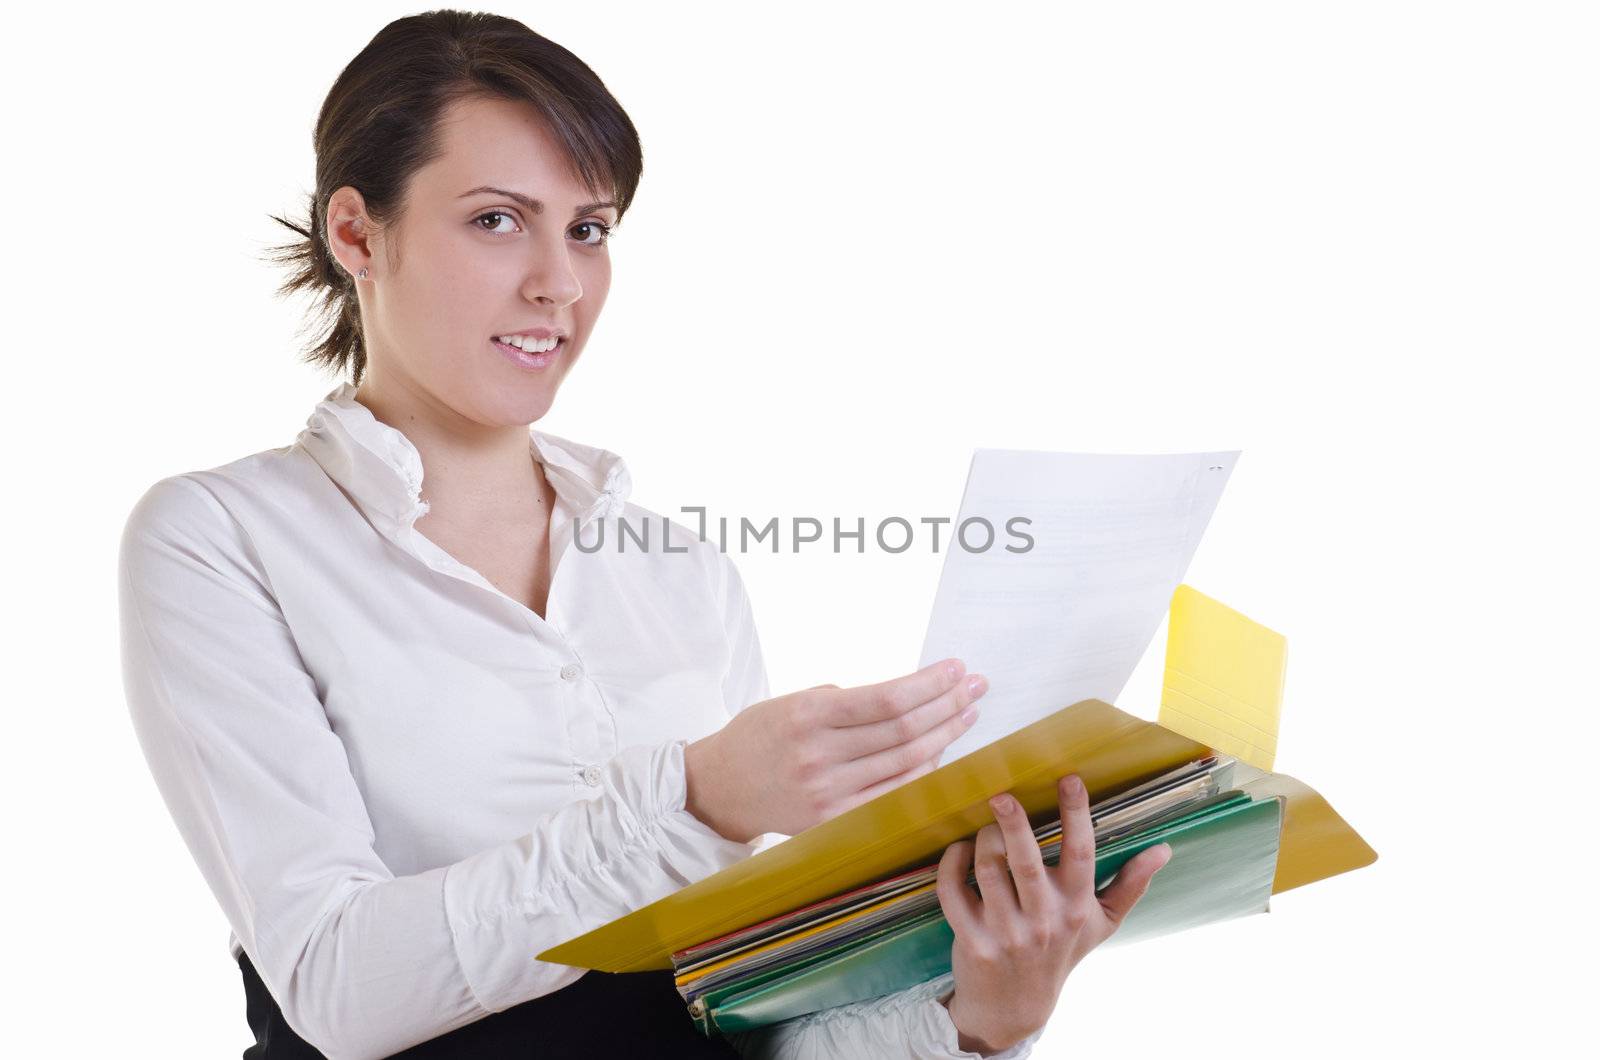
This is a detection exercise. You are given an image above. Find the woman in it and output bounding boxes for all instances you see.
[117,11,1170,1058]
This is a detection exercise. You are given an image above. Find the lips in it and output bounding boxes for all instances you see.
[492,335,565,370]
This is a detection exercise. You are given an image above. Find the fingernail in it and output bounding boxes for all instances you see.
[945,660,963,682]
[960,705,979,726]
[989,794,1013,815]
[1153,843,1173,867]
[966,675,987,698]
[1063,775,1084,796]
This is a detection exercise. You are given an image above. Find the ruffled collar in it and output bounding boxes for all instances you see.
[297,382,632,543]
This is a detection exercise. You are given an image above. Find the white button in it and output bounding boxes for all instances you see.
[581,764,602,787]
[560,662,582,681]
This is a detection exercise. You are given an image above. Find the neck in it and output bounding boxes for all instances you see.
[353,370,550,528]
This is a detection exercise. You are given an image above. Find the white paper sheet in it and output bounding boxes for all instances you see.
[918,449,1238,763]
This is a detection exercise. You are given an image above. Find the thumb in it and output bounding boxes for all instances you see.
[1097,843,1172,929]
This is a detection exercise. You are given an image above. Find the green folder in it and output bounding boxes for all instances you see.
[702,792,1284,1035]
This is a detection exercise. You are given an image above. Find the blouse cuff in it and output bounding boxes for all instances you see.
[441,738,759,1013]
[742,972,1041,1058]
[655,737,767,871]
[920,974,1043,1058]
[871,973,1042,1059]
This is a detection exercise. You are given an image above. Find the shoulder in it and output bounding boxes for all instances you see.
[121,472,230,553]
[119,446,308,569]
[126,437,336,529]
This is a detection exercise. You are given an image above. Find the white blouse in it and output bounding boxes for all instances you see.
[117,382,1039,1060]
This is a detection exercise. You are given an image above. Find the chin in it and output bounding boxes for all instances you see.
[492,383,562,428]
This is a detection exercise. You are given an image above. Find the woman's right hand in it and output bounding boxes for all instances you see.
[683,659,987,842]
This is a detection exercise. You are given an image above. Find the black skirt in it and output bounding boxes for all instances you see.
[238,948,741,1058]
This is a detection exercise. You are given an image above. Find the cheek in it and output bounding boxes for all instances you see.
[407,242,505,333]
[578,256,612,320]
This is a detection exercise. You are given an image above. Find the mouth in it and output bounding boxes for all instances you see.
[491,335,567,371]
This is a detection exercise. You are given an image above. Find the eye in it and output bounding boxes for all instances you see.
[472,210,521,235]
[571,220,614,247]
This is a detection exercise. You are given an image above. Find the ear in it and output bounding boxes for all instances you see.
[326,185,375,281]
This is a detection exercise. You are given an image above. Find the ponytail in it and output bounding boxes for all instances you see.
[264,193,368,385]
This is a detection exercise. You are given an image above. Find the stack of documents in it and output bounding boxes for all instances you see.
[538,451,1377,1036]
[671,755,1283,1034]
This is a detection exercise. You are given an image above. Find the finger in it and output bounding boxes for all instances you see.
[989,792,1053,921]
[830,751,941,817]
[832,682,984,794]
[828,658,964,726]
[1053,774,1096,899]
[971,823,1020,925]
[835,672,988,759]
[936,840,983,938]
[1097,843,1172,930]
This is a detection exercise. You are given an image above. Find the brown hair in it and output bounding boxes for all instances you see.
[265,9,643,386]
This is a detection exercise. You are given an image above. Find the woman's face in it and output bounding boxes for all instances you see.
[333,93,616,427]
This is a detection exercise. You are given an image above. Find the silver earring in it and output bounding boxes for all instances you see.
[357,267,370,280]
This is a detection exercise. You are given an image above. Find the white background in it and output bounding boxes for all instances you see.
[5,1,1594,1055]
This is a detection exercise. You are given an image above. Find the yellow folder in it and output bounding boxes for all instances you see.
[539,588,1376,973]
[1159,584,1287,771]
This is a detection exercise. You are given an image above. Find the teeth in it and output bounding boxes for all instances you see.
[496,334,560,353]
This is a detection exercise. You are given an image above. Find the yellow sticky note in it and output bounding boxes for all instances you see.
[1158,585,1285,771]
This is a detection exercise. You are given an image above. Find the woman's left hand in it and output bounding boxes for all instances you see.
[935,773,1173,1054]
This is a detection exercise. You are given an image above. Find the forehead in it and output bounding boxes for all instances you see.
[414,94,598,203]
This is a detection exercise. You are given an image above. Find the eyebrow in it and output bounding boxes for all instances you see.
[458,185,618,217]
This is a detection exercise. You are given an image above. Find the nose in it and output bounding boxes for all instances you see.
[519,229,584,308]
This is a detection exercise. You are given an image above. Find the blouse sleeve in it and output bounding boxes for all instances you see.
[118,476,761,1060]
[708,554,1045,1059]
[726,973,1044,1059]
